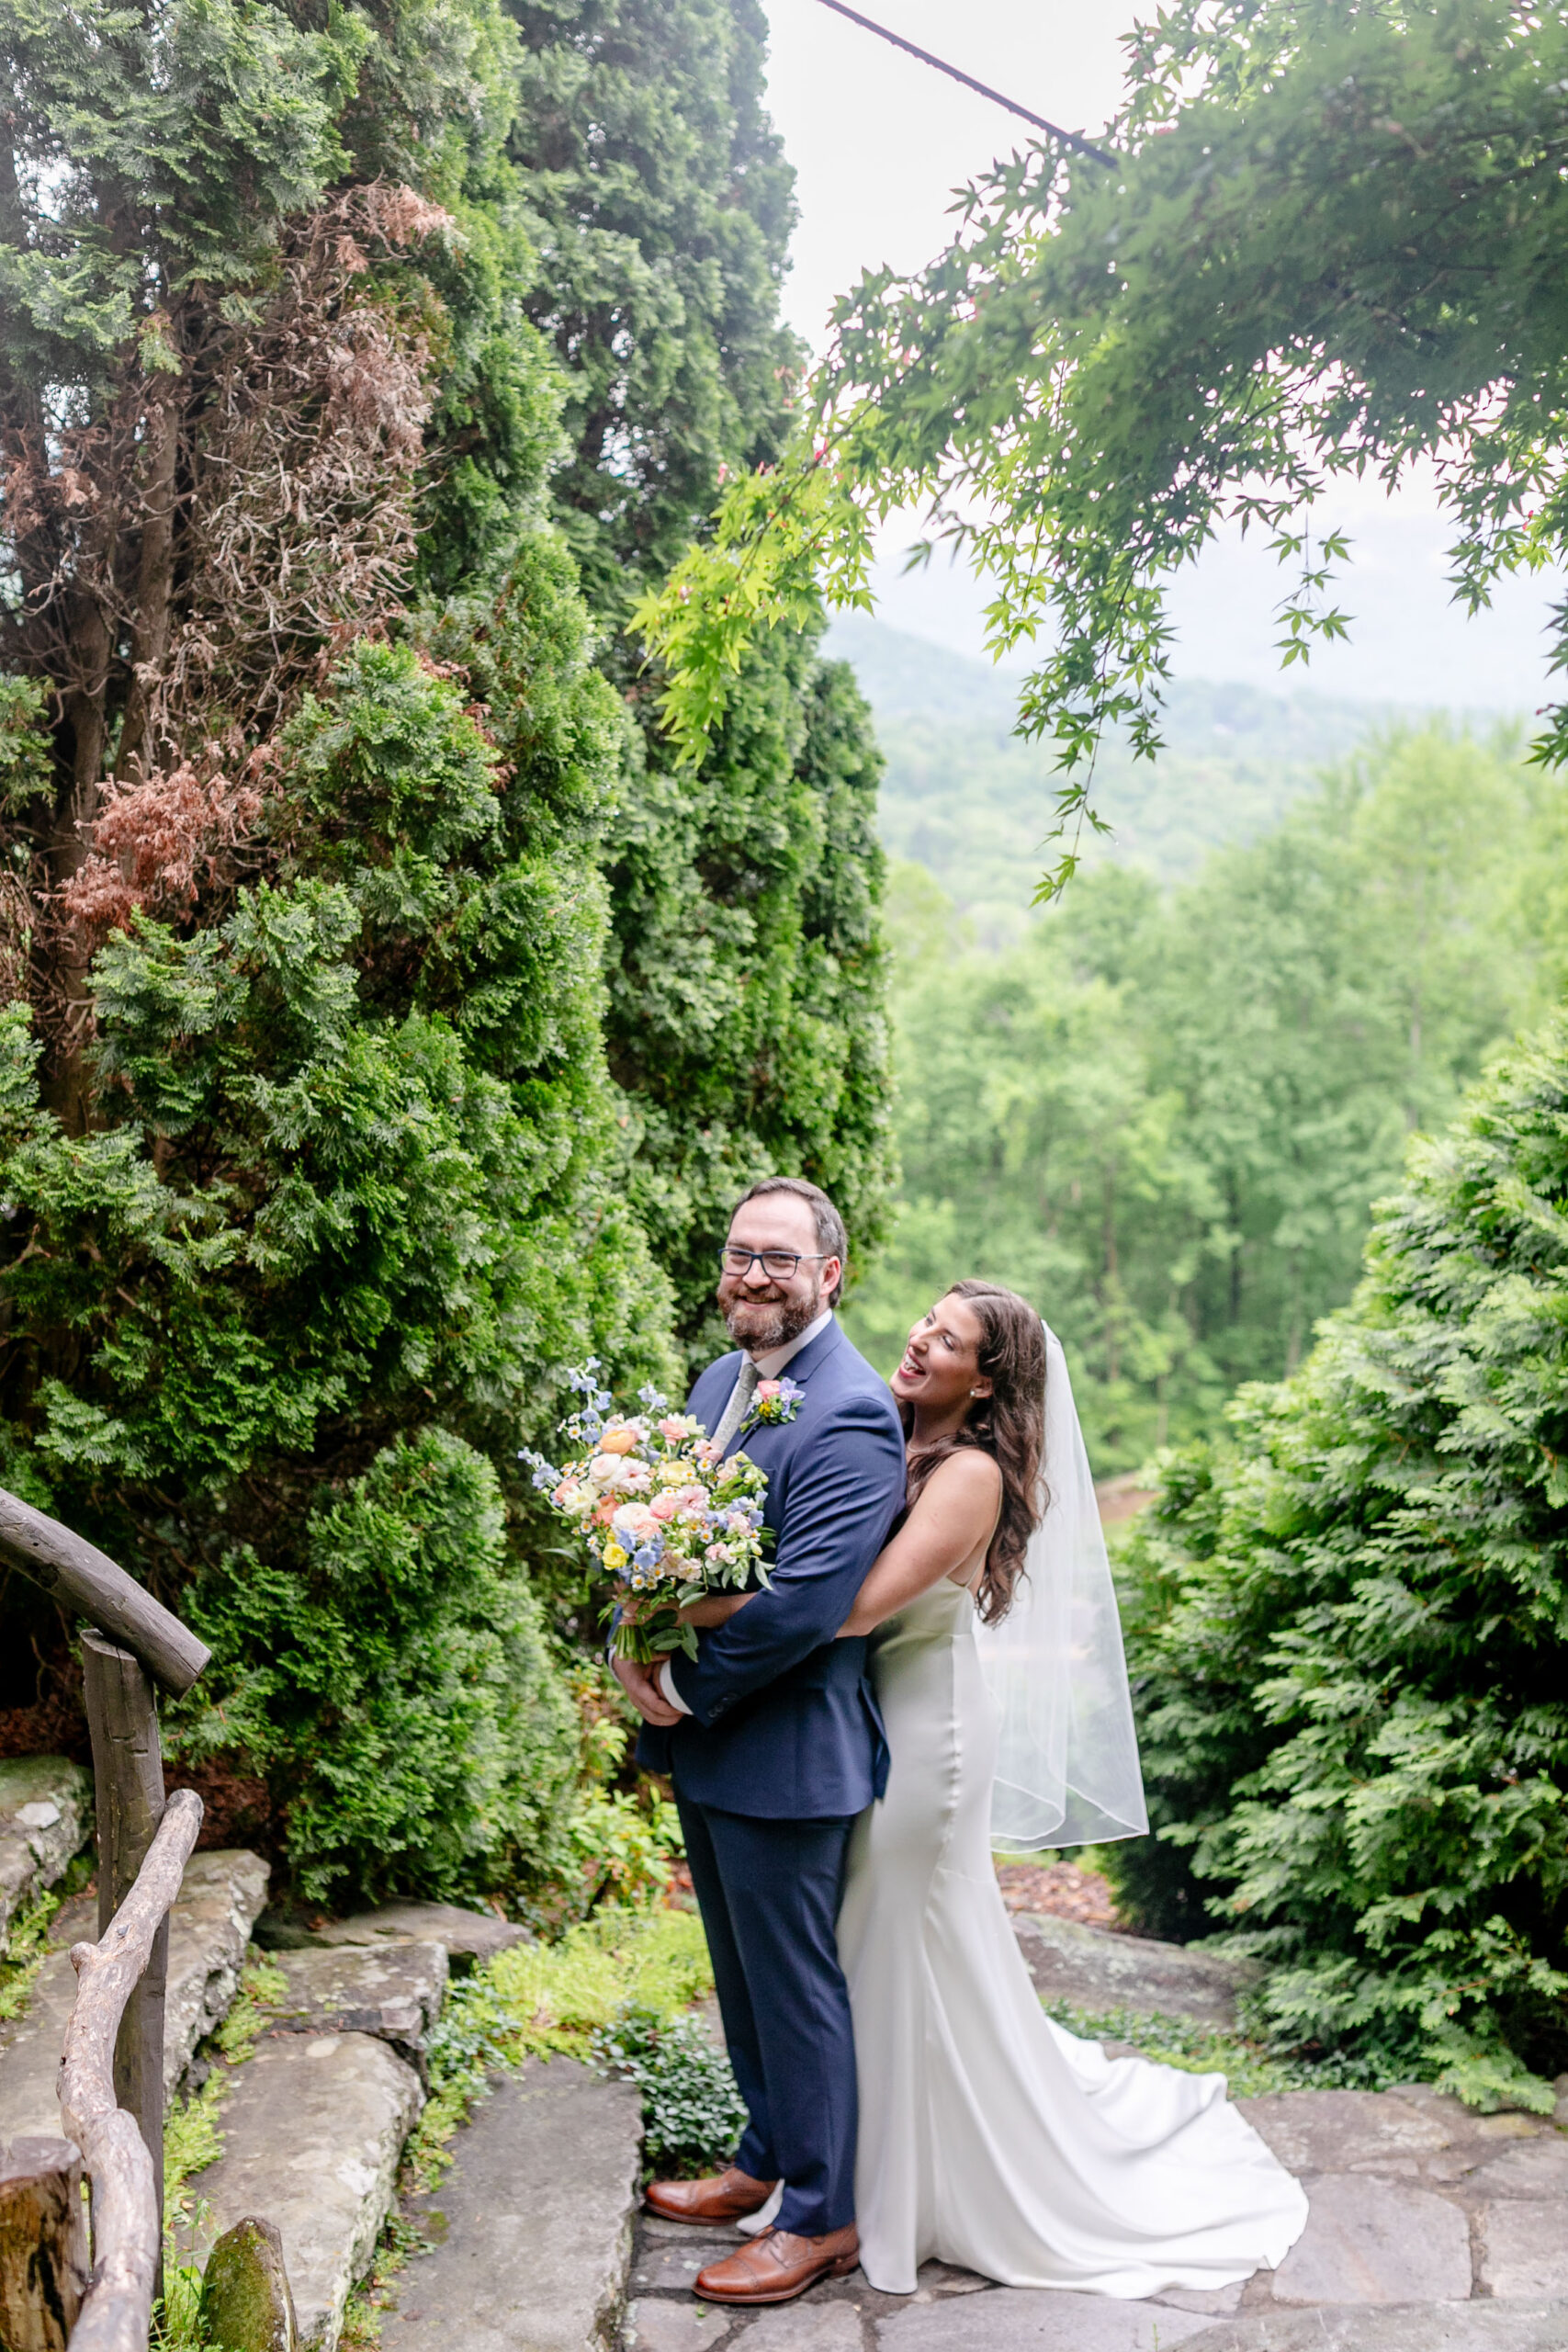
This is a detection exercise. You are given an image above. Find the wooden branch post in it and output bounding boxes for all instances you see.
[61,1792,203,2352]
[0,2137,90,2352]
[80,1633,169,2296]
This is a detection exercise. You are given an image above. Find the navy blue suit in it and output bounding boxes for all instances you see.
[639,1317,905,2233]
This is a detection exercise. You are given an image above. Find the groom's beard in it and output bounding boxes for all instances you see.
[724,1282,824,1354]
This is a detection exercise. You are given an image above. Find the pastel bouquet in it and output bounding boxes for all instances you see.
[523,1364,803,1665]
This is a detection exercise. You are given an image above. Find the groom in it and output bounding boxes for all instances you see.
[615,1176,905,2304]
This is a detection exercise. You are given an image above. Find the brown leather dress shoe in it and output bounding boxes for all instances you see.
[644,2167,779,2224]
[694,2224,859,2304]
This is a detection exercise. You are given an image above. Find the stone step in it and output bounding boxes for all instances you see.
[182,2030,424,2352]
[1010,1911,1257,2029]
[259,1899,530,1973]
[165,1849,273,2090]
[378,2057,642,2352]
[0,1846,269,2138]
[0,1758,92,1947]
[260,1941,448,2080]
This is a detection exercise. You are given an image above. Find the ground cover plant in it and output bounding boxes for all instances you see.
[1106,1019,1568,2110]
[592,2004,749,2178]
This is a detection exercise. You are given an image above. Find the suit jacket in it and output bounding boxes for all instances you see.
[637,1316,907,1818]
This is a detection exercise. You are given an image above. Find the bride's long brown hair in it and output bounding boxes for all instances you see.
[899,1280,1047,1625]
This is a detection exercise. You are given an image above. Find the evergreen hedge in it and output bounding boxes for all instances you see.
[0,0,894,1906]
[1112,1020,1568,2108]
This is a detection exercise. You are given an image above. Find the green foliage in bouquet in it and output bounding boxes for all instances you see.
[1109,1021,1568,2108]
[526,1374,777,1665]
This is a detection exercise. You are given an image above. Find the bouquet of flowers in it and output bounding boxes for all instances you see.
[523,1364,804,1665]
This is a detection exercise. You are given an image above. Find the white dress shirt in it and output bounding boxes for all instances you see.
[657,1307,836,1713]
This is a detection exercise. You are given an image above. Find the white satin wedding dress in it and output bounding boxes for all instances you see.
[833,1574,1309,2299]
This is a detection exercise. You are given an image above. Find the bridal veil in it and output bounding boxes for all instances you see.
[975,1322,1148,1849]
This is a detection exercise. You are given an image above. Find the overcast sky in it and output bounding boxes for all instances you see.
[759,0,1561,714]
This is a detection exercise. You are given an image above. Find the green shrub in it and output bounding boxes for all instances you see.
[1110,1019,1568,2108]
[593,2004,748,2178]
[173,1430,581,1906]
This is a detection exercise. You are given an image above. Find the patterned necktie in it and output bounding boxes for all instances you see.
[710,1358,761,1454]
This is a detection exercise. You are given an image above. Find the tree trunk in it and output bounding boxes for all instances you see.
[0,2137,90,2352]
[116,371,183,783]
[43,564,114,1130]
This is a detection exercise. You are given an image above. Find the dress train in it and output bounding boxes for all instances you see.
[831,1577,1307,2298]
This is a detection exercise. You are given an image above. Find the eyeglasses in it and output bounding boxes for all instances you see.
[718,1246,829,1280]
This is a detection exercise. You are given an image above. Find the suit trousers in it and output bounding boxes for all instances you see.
[676,1792,858,2236]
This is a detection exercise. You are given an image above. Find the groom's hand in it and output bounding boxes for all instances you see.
[614,1653,682,1725]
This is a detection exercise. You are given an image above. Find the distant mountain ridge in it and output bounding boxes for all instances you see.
[822,614,1460,941]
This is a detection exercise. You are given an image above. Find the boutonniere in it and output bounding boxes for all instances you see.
[746,1374,806,1429]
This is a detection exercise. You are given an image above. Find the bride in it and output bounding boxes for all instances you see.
[716,1280,1307,2300]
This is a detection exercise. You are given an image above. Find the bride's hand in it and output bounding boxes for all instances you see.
[838,1452,1003,1635]
[678,1592,752,1627]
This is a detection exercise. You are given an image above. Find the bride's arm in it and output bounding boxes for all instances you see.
[837,1452,1002,1636]
[679,1591,753,1626]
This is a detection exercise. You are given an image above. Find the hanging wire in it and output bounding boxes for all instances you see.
[806,0,1117,168]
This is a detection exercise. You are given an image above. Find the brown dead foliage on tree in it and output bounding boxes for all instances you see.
[0,185,450,1103]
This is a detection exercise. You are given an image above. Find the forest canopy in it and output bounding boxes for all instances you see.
[845,718,1565,1470]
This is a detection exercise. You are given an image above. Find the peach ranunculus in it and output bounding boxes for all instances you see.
[598,1424,640,1454]
[658,1416,690,1442]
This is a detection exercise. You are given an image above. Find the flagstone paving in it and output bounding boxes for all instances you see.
[613,1944,1568,2352]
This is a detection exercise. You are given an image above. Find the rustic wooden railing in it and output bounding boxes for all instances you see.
[0,1485,212,2352]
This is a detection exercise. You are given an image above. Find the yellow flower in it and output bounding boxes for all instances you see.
[604,1539,628,1572]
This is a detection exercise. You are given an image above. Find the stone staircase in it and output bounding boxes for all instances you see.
[0,1758,553,2352]
[12,1756,1568,2352]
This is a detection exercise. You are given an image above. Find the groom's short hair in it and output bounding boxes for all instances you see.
[733,1177,848,1307]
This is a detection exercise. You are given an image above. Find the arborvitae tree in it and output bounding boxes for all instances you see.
[605,635,892,1351]
[506,0,896,1345]
[1112,1021,1568,2110]
[0,0,672,1900]
[507,0,798,613]
[0,0,896,1897]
